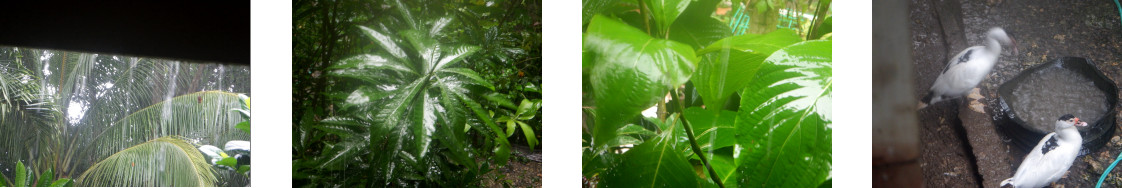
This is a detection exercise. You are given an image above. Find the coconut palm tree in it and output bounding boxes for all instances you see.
[0,47,251,186]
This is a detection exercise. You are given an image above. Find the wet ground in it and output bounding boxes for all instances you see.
[911,0,1122,187]
[482,145,542,187]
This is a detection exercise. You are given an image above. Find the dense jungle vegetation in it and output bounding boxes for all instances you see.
[582,0,831,187]
[0,47,252,187]
[292,0,542,187]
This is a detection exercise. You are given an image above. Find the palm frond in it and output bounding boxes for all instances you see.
[76,136,218,187]
[84,91,250,168]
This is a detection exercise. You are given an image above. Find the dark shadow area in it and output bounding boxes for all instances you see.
[0,1,249,64]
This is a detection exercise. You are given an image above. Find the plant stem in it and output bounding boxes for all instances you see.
[674,88,725,188]
[638,0,651,35]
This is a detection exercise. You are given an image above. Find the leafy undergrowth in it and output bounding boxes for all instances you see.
[292,0,541,187]
[582,0,832,187]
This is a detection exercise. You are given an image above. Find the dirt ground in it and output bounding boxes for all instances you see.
[482,145,542,188]
[911,0,1122,187]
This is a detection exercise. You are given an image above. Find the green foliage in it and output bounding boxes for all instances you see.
[292,0,540,187]
[15,161,28,187]
[0,161,71,187]
[584,15,697,150]
[583,1,831,187]
[495,99,542,149]
[76,136,218,187]
[734,40,831,187]
[0,47,251,186]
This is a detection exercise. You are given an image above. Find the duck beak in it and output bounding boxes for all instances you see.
[1075,117,1088,127]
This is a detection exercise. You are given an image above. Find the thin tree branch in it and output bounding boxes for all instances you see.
[674,88,725,188]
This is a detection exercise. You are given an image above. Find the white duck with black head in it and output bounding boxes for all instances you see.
[919,27,1018,109]
[1001,114,1087,188]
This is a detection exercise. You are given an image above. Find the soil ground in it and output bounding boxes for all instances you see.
[482,145,542,187]
[911,0,1122,187]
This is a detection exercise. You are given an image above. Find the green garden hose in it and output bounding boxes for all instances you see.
[1098,3,1122,187]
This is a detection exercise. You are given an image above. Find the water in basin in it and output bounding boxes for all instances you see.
[1011,68,1109,132]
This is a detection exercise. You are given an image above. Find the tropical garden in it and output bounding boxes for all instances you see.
[292,0,542,187]
[582,0,831,187]
[0,47,252,186]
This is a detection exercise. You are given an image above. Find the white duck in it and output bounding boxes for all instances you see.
[918,27,1017,109]
[1001,114,1087,188]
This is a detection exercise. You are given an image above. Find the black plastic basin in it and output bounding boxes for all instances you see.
[998,57,1118,152]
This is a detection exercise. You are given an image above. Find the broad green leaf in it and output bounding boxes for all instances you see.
[709,152,739,187]
[514,99,541,120]
[328,54,414,74]
[582,41,595,74]
[613,135,645,146]
[14,161,27,187]
[669,15,730,49]
[76,136,218,187]
[48,178,71,187]
[646,115,693,158]
[694,29,801,111]
[459,93,511,167]
[523,83,542,93]
[617,124,657,140]
[582,0,622,27]
[438,68,495,91]
[0,172,8,187]
[601,113,702,187]
[433,45,481,72]
[435,87,475,169]
[358,25,408,61]
[315,132,368,171]
[482,93,517,109]
[517,121,539,150]
[505,119,517,137]
[216,157,238,167]
[36,169,53,187]
[235,121,250,134]
[683,107,737,151]
[316,117,369,139]
[237,166,250,175]
[735,40,832,187]
[643,0,692,37]
[584,15,697,149]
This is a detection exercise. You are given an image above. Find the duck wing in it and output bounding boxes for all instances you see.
[931,46,988,96]
[1011,133,1075,187]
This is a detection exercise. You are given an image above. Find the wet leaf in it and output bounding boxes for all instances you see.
[708,152,738,187]
[14,161,27,187]
[48,178,71,187]
[584,15,697,150]
[735,40,832,187]
[235,121,250,134]
[216,157,238,168]
[669,15,730,49]
[643,0,692,37]
[517,121,539,150]
[694,29,801,111]
[36,169,52,187]
[601,113,703,187]
[683,107,737,151]
[77,137,218,187]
